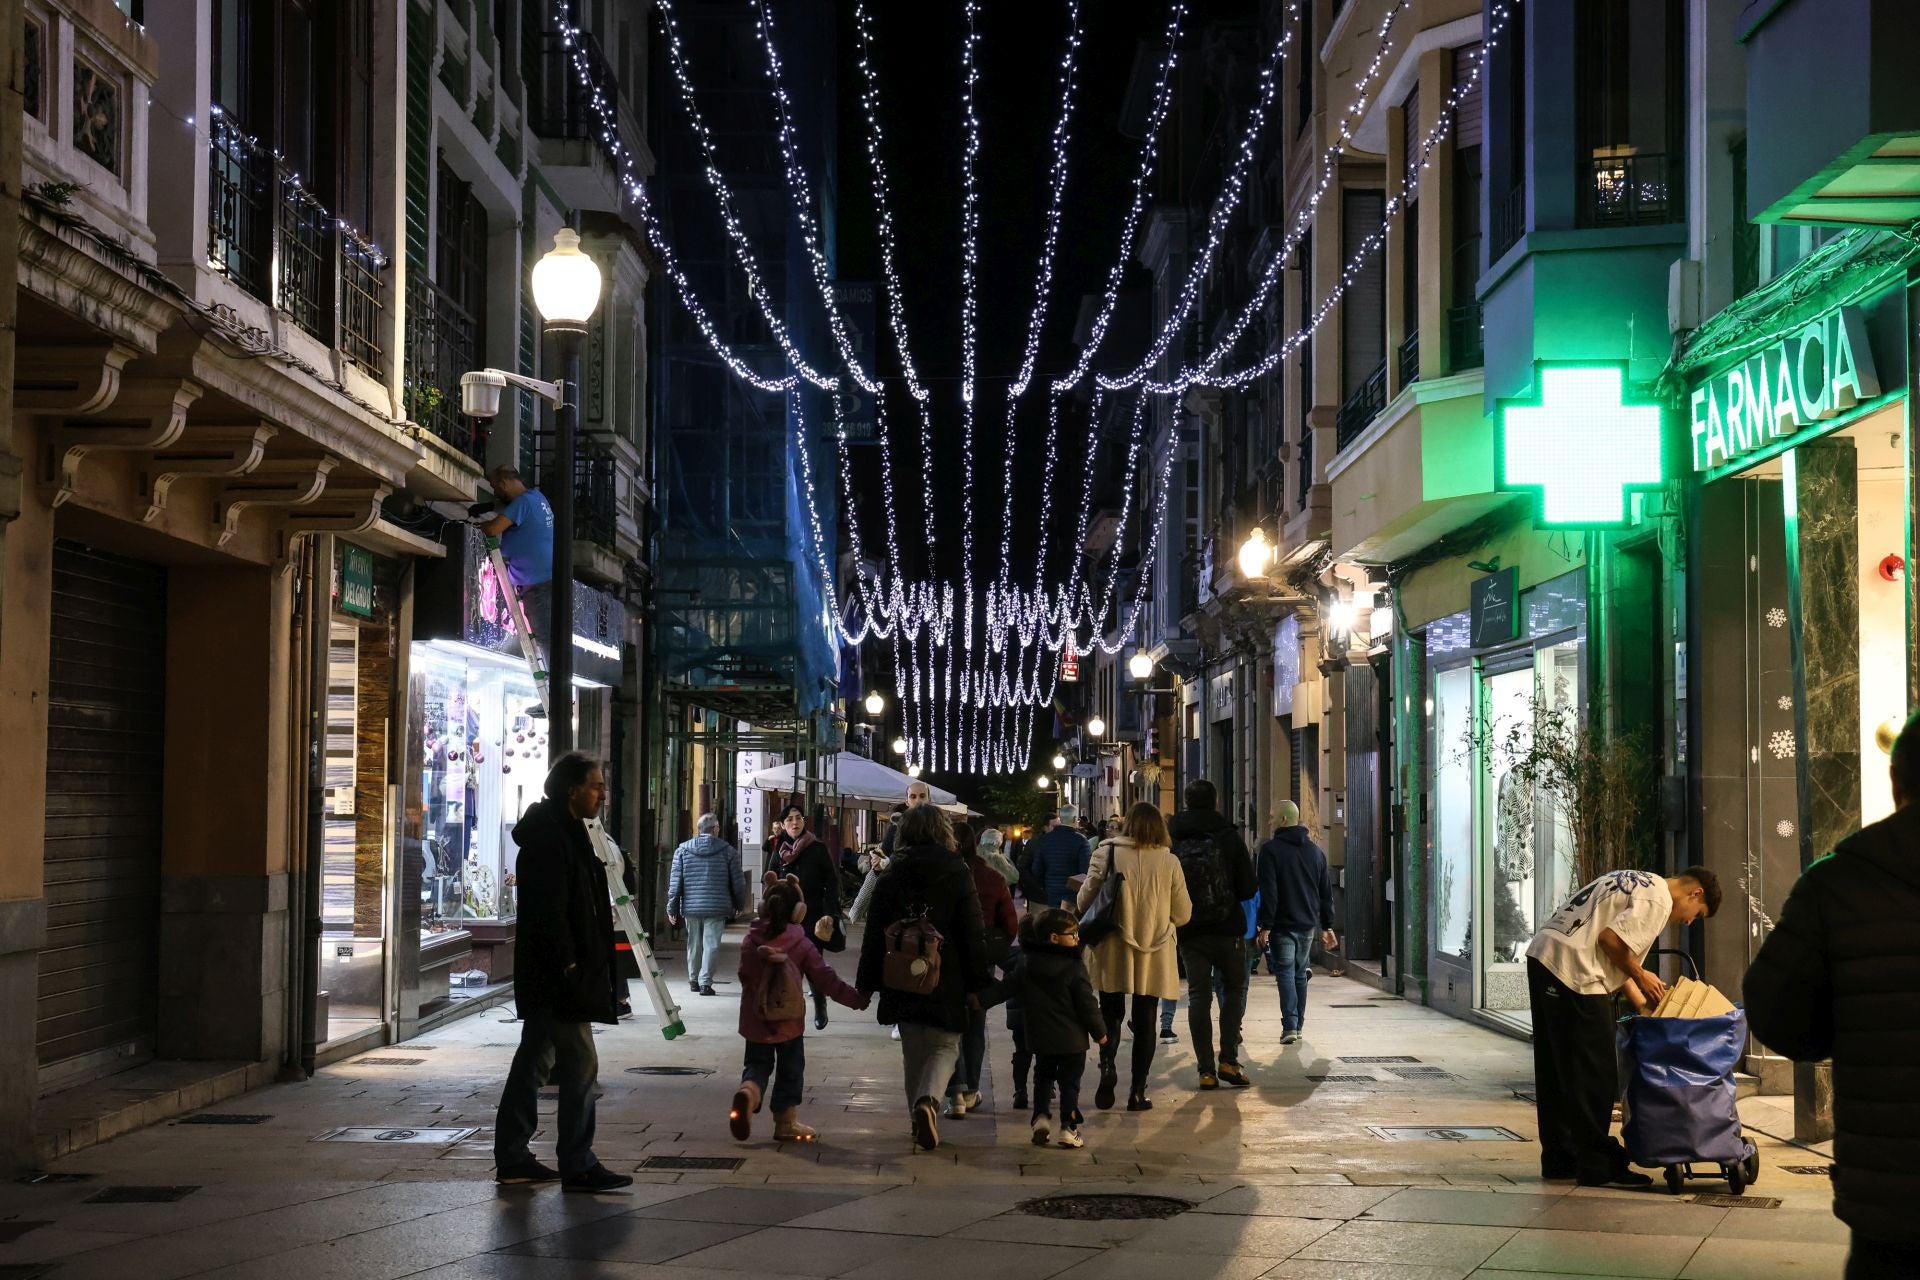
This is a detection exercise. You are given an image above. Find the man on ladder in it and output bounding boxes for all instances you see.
[480,465,556,665]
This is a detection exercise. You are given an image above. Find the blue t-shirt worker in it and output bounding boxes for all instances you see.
[482,465,556,654]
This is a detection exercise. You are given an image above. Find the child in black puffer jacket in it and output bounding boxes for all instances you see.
[987,909,1107,1149]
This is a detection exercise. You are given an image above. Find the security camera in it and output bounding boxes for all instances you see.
[460,370,507,419]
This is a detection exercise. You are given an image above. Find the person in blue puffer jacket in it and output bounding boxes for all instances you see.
[668,814,747,996]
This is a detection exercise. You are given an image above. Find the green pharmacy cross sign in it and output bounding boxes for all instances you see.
[1497,365,1664,528]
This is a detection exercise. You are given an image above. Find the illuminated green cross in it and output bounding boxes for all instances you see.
[1498,365,1664,527]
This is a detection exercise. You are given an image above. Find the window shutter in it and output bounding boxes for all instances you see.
[1453,43,1484,150]
[1341,189,1386,395]
[1402,83,1421,187]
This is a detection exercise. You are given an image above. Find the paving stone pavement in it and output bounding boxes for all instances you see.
[0,931,1849,1278]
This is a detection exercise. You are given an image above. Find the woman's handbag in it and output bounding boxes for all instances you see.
[1077,842,1127,949]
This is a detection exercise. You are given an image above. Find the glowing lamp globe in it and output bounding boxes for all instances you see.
[1051,753,1067,770]
[863,690,885,716]
[1036,775,1052,790]
[1327,599,1356,636]
[1128,651,1155,680]
[531,228,603,333]
[906,762,923,778]
[1238,527,1273,579]
[1087,716,1106,738]
[891,737,909,756]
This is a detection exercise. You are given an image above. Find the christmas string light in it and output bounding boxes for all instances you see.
[850,0,931,403]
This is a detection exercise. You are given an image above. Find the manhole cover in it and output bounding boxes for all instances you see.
[1342,1055,1420,1064]
[1015,1194,1193,1221]
[313,1126,478,1145]
[1780,1165,1833,1176]
[1386,1067,1456,1080]
[178,1114,271,1125]
[626,1066,712,1077]
[352,1057,425,1066]
[85,1186,200,1204]
[1692,1194,1781,1209]
[1367,1125,1524,1142]
[1327,1003,1377,1008]
[641,1156,743,1171]
[1306,1075,1378,1083]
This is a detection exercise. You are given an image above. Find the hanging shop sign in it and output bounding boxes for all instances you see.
[1060,639,1080,682]
[1689,305,1882,474]
[1470,567,1520,649]
[1496,364,1664,528]
[338,543,375,618]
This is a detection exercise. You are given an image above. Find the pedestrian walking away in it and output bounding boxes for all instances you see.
[981,909,1107,1149]
[1169,779,1259,1089]
[765,803,844,1029]
[976,825,1021,889]
[730,875,869,1143]
[1745,712,1920,1279]
[946,821,1017,1116]
[856,804,990,1151]
[1525,864,1719,1187]
[491,753,632,1194]
[668,813,747,996]
[1078,801,1192,1112]
[1027,805,1093,915]
[1255,801,1337,1044]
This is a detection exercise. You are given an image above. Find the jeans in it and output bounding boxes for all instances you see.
[1034,1051,1086,1124]
[1099,992,1161,1095]
[1008,1010,1032,1100]
[1159,997,1178,1034]
[742,1037,806,1111]
[1182,935,1248,1072]
[685,914,726,988]
[1269,929,1315,1032]
[493,1012,600,1176]
[946,1006,987,1098]
[515,579,553,662]
[898,1022,963,1108]
[1528,958,1627,1181]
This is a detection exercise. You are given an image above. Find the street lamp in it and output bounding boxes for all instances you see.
[891,736,909,755]
[1087,716,1107,738]
[1036,775,1052,790]
[1238,527,1274,579]
[1051,752,1067,770]
[1128,651,1155,680]
[906,762,923,778]
[863,690,885,716]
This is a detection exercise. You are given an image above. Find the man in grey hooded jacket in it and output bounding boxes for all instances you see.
[668,814,747,995]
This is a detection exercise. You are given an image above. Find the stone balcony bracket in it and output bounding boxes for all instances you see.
[43,375,203,507]
[139,424,279,523]
[213,456,337,547]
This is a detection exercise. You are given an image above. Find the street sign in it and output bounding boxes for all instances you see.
[1497,365,1663,527]
[339,543,374,618]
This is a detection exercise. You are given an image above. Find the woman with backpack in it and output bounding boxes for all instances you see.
[856,804,990,1151]
[731,875,868,1143]
[1077,801,1192,1112]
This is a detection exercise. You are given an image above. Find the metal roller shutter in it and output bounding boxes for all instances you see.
[38,541,167,1073]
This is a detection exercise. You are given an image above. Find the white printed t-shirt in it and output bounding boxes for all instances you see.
[1526,870,1672,995]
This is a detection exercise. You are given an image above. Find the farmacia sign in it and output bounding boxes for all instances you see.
[1688,305,1880,472]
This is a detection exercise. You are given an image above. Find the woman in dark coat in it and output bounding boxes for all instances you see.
[856,804,989,1151]
[765,803,843,1028]
[946,821,1017,1117]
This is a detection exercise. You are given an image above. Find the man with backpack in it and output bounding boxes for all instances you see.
[1168,779,1258,1089]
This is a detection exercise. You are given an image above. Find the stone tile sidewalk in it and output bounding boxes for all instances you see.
[0,931,1847,1279]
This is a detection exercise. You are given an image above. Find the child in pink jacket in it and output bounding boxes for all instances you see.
[731,875,867,1141]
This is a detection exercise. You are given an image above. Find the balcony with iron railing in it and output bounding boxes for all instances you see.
[1295,421,1314,509]
[1489,181,1525,261]
[207,108,387,379]
[527,27,632,182]
[534,432,620,548]
[1396,329,1420,391]
[1447,299,1484,373]
[403,275,483,462]
[1335,361,1388,452]
[1582,152,1677,228]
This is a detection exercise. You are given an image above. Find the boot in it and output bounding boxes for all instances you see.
[813,991,829,1031]
[729,1080,762,1141]
[773,1107,817,1142]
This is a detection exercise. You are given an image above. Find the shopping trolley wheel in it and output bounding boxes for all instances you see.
[1742,1151,1760,1186]
[1723,1163,1746,1195]
[1664,1166,1685,1196]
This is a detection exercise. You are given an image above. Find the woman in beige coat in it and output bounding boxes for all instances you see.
[1077,801,1191,1111]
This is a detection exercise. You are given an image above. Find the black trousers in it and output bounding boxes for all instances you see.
[1527,958,1625,1179]
[1181,934,1248,1073]
[1008,1010,1032,1098]
[1033,1051,1086,1124]
[1098,991,1160,1094]
[1849,1234,1920,1278]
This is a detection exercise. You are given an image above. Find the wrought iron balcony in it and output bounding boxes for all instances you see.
[1295,421,1314,508]
[534,433,620,547]
[1583,152,1677,228]
[1397,329,1420,390]
[207,107,388,378]
[529,29,625,179]
[404,276,483,462]
[1447,299,1484,373]
[1335,361,1388,452]
[1489,181,1525,261]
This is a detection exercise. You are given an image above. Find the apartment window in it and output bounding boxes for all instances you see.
[1337,190,1386,450]
[1730,135,1759,298]
[1449,142,1484,371]
[1296,0,1314,135]
[1295,233,1313,507]
[1398,83,1421,389]
[1576,0,1683,228]
[1488,6,1525,259]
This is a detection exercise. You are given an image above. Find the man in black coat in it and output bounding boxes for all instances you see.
[492,753,632,1193]
[1746,713,1920,1278]
[1168,779,1259,1089]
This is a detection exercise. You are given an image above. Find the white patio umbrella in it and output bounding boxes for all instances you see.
[744,751,957,808]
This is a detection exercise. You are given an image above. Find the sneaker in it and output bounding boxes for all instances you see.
[1217,1063,1251,1089]
[961,1090,982,1112]
[1126,1094,1153,1112]
[615,1001,633,1019]
[1094,1059,1119,1110]
[1159,1027,1178,1043]
[891,1024,902,1041]
[912,1098,941,1151]
[700,985,717,996]
[562,1164,635,1193]
[1031,1114,1052,1146]
[947,1096,968,1118]
[1012,1091,1029,1113]
[1579,1168,1654,1189]
[690,982,701,994]
[1280,1030,1301,1045]
[1198,1072,1219,1090]
[1056,1126,1085,1149]
[495,1159,560,1185]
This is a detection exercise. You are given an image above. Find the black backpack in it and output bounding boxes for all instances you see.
[1173,830,1237,929]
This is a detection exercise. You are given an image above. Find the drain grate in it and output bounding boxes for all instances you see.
[1306,1075,1378,1084]
[641,1156,743,1172]
[352,1057,425,1066]
[1015,1194,1192,1221]
[626,1066,713,1077]
[1368,1125,1524,1142]
[1340,1055,1421,1064]
[15,1172,92,1185]
[86,1185,200,1204]
[314,1126,478,1144]
[1780,1165,1833,1176]
[1386,1066,1456,1080]
[1692,1194,1781,1209]
[178,1114,271,1126]
[1327,1003,1378,1008]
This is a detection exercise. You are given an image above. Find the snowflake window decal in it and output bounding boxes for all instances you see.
[1766,607,1787,629]
[1776,695,1793,712]
[1776,819,1795,838]
[1768,729,1796,760]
